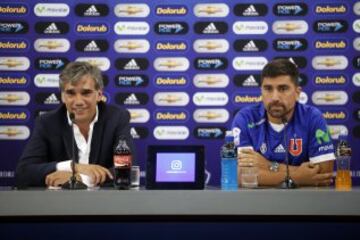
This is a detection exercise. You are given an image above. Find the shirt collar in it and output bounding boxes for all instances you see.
[67,105,99,126]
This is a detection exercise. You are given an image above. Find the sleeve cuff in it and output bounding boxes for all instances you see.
[310,153,336,164]
[56,160,72,172]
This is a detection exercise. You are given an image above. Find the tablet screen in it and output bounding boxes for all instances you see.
[156,153,195,182]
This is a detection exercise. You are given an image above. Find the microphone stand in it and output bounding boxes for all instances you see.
[279,117,297,189]
[62,113,87,190]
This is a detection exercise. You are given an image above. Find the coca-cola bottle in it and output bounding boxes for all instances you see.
[113,136,132,189]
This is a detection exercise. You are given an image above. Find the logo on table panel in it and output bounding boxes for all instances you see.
[312,56,348,70]
[0,57,30,71]
[116,58,148,71]
[35,92,61,105]
[313,20,348,33]
[233,74,261,87]
[0,3,28,16]
[154,75,188,88]
[274,57,307,69]
[76,22,108,34]
[0,38,28,52]
[194,127,226,139]
[155,5,187,16]
[155,22,188,35]
[114,21,149,35]
[314,3,347,15]
[193,4,229,17]
[0,91,30,106]
[153,92,189,106]
[323,110,347,121]
[154,57,189,72]
[194,58,228,70]
[193,109,229,123]
[232,57,267,71]
[34,38,70,53]
[193,92,228,106]
[75,57,110,71]
[35,22,69,35]
[0,21,28,34]
[154,109,189,123]
[312,91,348,105]
[0,109,29,123]
[127,109,150,123]
[115,93,149,106]
[114,4,150,17]
[354,37,360,51]
[0,126,30,140]
[234,39,268,52]
[193,39,229,53]
[233,4,268,17]
[194,22,228,34]
[233,21,268,35]
[353,73,360,87]
[35,57,68,71]
[313,74,347,86]
[272,20,308,34]
[75,4,109,17]
[273,3,308,16]
[0,73,29,88]
[193,74,229,88]
[314,39,347,50]
[34,74,59,88]
[114,39,149,53]
[355,2,360,15]
[153,126,189,140]
[273,39,307,51]
[115,75,148,87]
[34,3,69,17]
[353,56,360,69]
[233,93,262,104]
[130,127,148,139]
[75,39,108,52]
[328,125,348,140]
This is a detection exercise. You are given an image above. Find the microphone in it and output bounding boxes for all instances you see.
[279,116,297,189]
[62,112,87,190]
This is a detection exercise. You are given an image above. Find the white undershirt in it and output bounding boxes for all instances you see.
[269,121,285,132]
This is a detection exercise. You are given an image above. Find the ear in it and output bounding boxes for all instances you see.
[96,90,103,102]
[295,86,302,99]
[61,92,65,103]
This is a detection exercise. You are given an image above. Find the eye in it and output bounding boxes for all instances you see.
[279,86,289,92]
[65,90,75,96]
[81,90,95,97]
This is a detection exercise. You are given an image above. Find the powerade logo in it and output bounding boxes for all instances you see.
[0,21,28,34]
[0,109,29,123]
[233,74,260,87]
[75,4,109,17]
[274,39,307,51]
[156,40,187,52]
[194,127,226,139]
[313,75,347,86]
[155,22,188,35]
[0,3,28,16]
[115,92,149,105]
[314,39,347,50]
[115,75,149,87]
[194,22,228,34]
[315,3,347,14]
[314,20,348,33]
[274,57,307,69]
[154,109,189,123]
[35,57,69,70]
[233,4,268,17]
[194,58,227,70]
[0,73,29,88]
[35,22,69,35]
[233,39,268,52]
[115,58,149,71]
[76,23,108,33]
[155,5,187,16]
[154,75,188,87]
[75,39,109,52]
[273,3,308,16]
[0,38,28,51]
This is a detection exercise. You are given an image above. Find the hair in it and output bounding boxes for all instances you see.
[260,59,299,86]
[59,61,103,91]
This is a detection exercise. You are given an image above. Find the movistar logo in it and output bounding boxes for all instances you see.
[315,129,331,144]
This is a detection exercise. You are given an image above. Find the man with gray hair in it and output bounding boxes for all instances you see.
[16,62,135,188]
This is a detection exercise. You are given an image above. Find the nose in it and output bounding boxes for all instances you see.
[270,90,281,102]
[73,93,85,106]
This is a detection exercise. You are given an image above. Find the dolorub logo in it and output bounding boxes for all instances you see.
[76,22,108,34]
[154,109,189,123]
[155,5,187,16]
[0,38,28,52]
[0,3,28,16]
[0,73,29,88]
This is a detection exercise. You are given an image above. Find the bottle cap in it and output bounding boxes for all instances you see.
[338,129,348,141]
[225,130,234,142]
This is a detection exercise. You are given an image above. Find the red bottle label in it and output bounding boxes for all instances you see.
[113,155,132,167]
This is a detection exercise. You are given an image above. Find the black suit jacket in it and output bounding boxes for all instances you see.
[15,102,135,188]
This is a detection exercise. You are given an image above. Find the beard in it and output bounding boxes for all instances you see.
[267,102,288,119]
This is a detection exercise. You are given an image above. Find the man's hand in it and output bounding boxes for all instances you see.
[45,171,77,187]
[76,164,113,186]
[238,149,270,170]
[291,162,333,186]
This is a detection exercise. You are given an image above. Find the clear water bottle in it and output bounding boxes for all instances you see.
[335,132,352,191]
[221,131,238,190]
[113,136,132,190]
